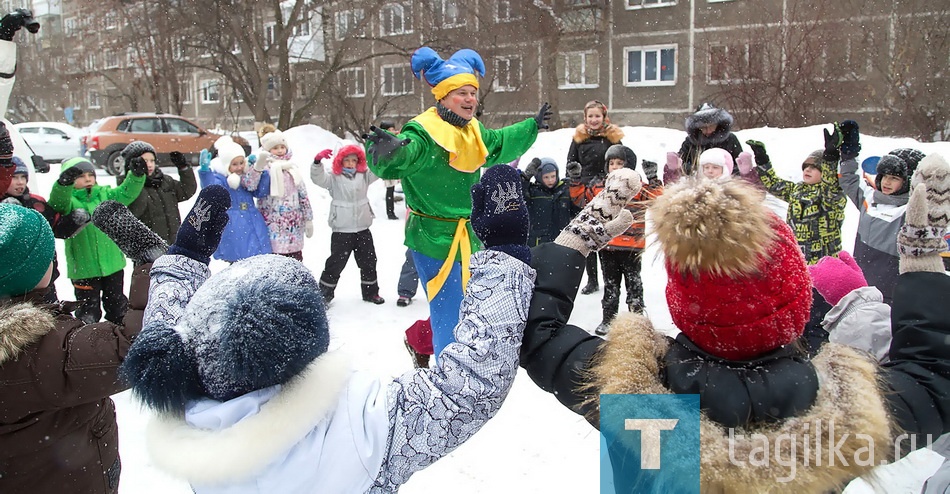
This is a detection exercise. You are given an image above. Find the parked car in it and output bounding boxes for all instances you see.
[3,118,50,190]
[83,113,219,175]
[13,121,83,163]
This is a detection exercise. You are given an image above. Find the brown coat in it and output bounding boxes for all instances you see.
[0,263,149,494]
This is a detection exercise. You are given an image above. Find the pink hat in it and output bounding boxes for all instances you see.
[698,148,735,176]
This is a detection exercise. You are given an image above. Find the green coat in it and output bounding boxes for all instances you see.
[756,157,847,264]
[48,174,145,280]
[367,116,538,260]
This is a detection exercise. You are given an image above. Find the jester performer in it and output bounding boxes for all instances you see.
[366,46,551,361]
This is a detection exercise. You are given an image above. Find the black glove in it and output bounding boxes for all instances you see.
[823,122,843,162]
[129,157,148,177]
[169,151,188,170]
[0,8,38,41]
[167,185,231,264]
[52,208,91,239]
[93,201,168,264]
[470,165,530,264]
[534,102,552,130]
[524,158,542,179]
[364,125,410,164]
[0,121,12,167]
[839,120,861,160]
[641,160,658,182]
[566,160,582,180]
[57,166,84,186]
[745,140,771,167]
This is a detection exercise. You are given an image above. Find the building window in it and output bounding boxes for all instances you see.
[625,45,677,86]
[495,0,519,22]
[707,0,734,2]
[64,17,77,36]
[293,16,311,37]
[626,0,676,9]
[85,53,97,71]
[88,90,100,109]
[339,67,366,97]
[104,50,119,69]
[104,12,117,30]
[492,56,522,92]
[335,9,365,40]
[557,51,599,89]
[432,0,464,27]
[708,43,763,83]
[264,22,276,48]
[180,79,193,104]
[380,4,411,36]
[70,91,82,110]
[200,80,220,104]
[381,64,412,96]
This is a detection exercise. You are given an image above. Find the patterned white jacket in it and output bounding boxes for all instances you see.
[142,250,535,493]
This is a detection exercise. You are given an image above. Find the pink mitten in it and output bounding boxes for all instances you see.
[314,149,332,163]
[737,152,754,175]
[807,251,868,306]
[666,152,681,170]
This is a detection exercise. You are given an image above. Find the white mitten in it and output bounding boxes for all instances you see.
[898,154,950,274]
[555,168,640,257]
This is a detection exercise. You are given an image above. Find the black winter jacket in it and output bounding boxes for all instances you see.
[523,242,950,446]
[118,167,197,244]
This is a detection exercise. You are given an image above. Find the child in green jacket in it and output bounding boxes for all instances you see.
[49,157,145,324]
[744,124,847,264]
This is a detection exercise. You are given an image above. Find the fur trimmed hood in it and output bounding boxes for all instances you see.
[686,104,735,147]
[331,144,369,175]
[0,301,55,365]
[147,351,353,485]
[573,123,624,145]
[587,313,894,494]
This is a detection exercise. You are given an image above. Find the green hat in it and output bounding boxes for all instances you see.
[0,204,55,297]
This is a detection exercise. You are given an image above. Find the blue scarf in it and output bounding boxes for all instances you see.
[342,167,357,178]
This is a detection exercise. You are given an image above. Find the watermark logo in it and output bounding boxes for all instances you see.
[600,394,700,493]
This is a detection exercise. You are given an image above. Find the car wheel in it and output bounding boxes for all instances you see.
[105,150,125,176]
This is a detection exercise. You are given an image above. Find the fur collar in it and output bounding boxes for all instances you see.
[572,123,624,145]
[331,144,368,175]
[146,351,352,485]
[0,302,55,365]
[586,313,894,493]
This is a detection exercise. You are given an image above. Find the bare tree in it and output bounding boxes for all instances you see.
[868,2,949,141]
[700,1,848,128]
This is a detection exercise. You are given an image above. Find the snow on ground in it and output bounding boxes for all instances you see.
[35,123,950,493]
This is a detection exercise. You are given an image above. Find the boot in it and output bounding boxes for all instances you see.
[404,337,431,369]
[595,322,609,336]
[319,283,335,304]
[628,300,645,314]
[581,281,599,295]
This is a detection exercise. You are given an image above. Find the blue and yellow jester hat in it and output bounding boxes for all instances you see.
[411,47,486,101]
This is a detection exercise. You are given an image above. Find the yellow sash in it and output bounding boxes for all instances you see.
[412,212,472,302]
[412,108,489,173]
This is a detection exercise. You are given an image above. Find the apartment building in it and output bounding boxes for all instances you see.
[6,0,946,139]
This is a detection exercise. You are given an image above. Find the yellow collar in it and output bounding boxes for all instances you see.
[412,107,489,173]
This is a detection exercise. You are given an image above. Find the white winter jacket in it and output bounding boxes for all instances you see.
[143,251,536,493]
[311,160,379,233]
[822,285,892,362]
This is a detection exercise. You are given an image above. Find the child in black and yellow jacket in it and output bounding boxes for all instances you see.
[744,123,847,264]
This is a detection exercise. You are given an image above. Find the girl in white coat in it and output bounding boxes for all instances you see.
[311,144,383,304]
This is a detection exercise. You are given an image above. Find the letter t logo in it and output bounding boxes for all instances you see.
[625,419,678,469]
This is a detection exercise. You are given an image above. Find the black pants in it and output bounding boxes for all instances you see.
[599,249,643,323]
[319,230,380,298]
[386,186,397,218]
[585,252,599,287]
[72,270,127,325]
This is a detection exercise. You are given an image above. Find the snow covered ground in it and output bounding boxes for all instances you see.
[35,123,950,493]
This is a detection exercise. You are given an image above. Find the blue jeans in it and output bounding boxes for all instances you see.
[397,248,419,298]
[411,250,464,360]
